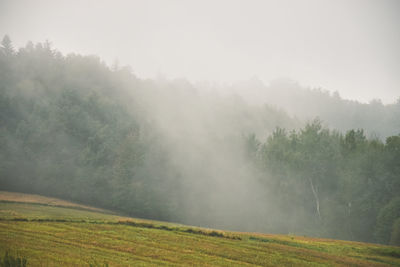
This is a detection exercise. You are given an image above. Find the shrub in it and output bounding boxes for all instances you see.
[375,197,400,244]
[390,217,400,246]
[0,251,27,267]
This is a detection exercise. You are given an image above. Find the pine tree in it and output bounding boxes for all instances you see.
[1,35,14,56]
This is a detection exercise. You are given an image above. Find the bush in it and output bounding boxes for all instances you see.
[0,251,27,267]
[390,217,400,246]
[375,197,400,244]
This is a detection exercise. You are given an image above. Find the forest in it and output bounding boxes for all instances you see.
[0,35,399,246]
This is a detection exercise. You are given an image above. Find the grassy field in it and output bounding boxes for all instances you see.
[0,192,399,266]
[0,191,108,212]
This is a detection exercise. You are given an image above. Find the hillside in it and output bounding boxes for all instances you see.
[0,191,108,213]
[1,38,399,245]
[1,192,399,266]
[230,79,400,139]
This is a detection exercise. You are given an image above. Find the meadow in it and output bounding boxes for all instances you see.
[0,192,399,266]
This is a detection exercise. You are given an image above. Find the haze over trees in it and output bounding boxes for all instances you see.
[0,36,399,245]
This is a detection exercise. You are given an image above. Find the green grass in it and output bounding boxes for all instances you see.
[0,195,399,266]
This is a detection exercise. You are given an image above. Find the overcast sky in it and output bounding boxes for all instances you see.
[1,0,399,103]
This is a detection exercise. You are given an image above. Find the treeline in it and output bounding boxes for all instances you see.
[0,36,399,245]
[246,122,400,244]
[231,78,400,138]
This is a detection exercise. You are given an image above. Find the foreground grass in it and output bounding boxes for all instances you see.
[0,194,399,266]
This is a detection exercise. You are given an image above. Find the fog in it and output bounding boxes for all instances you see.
[1,0,400,245]
[131,80,293,231]
[1,0,399,103]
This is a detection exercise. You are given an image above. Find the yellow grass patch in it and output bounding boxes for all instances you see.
[0,191,106,212]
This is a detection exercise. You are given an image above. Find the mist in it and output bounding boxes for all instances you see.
[1,0,399,103]
[1,0,400,246]
[110,75,295,231]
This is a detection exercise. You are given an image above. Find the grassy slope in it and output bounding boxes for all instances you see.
[0,192,399,266]
[0,191,108,212]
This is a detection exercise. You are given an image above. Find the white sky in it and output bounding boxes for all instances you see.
[1,0,399,103]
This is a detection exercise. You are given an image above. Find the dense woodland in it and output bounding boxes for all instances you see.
[0,35,399,245]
